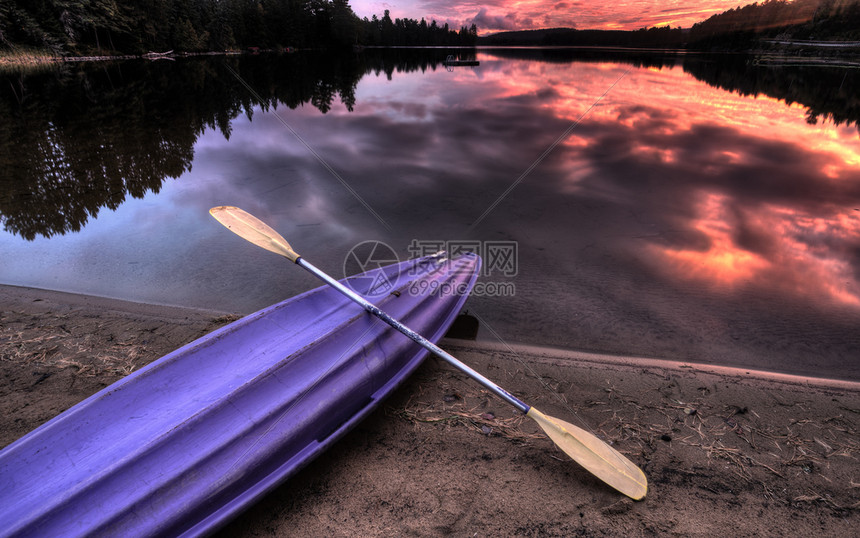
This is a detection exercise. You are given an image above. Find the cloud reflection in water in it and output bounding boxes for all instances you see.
[470,60,860,311]
[2,52,858,378]
[178,55,860,376]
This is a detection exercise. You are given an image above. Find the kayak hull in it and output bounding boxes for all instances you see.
[0,253,480,537]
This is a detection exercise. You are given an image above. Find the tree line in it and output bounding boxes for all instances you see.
[0,0,362,53]
[360,10,477,47]
[688,0,860,48]
[0,1,476,56]
[2,1,856,57]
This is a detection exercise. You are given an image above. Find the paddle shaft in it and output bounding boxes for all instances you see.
[209,206,647,499]
[296,257,531,414]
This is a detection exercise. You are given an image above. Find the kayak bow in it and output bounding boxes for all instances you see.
[0,253,480,537]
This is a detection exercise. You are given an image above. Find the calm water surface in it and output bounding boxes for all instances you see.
[1,50,858,379]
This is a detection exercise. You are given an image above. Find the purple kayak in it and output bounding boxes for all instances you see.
[0,252,480,537]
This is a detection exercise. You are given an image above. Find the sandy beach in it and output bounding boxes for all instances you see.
[1,284,858,536]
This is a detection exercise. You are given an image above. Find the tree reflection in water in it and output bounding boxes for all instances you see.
[0,49,856,241]
[0,52,366,240]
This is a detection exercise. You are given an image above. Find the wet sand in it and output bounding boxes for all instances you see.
[1,284,858,536]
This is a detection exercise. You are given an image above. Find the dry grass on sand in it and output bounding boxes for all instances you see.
[1,285,858,536]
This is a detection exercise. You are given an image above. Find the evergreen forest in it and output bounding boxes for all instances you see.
[1,1,858,57]
[0,1,477,55]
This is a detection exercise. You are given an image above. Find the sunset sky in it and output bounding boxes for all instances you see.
[350,1,751,32]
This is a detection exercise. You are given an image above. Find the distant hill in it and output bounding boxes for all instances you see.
[477,27,687,48]
[477,2,860,52]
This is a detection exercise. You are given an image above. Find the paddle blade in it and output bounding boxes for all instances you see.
[209,206,300,262]
[527,407,647,500]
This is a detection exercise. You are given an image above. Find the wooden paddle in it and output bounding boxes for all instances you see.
[210,205,648,500]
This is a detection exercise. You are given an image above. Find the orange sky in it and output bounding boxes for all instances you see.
[351,1,765,32]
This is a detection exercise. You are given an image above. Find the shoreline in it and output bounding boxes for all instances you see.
[0,49,245,69]
[0,283,234,319]
[3,44,859,69]
[4,282,857,385]
[2,284,858,534]
[445,339,860,391]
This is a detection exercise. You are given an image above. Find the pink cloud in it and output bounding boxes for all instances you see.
[468,8,520,31]
[350,1,769,31]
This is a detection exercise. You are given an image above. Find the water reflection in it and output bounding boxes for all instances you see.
[2,50,857,241]
[682,53,860,130]
[1,49,858,378]
[465,52,860,310]
[0,52,367,240]
[486,48,860,131]
[522,62,860,310]
[650,192,860,307]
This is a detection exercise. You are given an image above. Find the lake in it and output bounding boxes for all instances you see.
[1,48,858,380]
